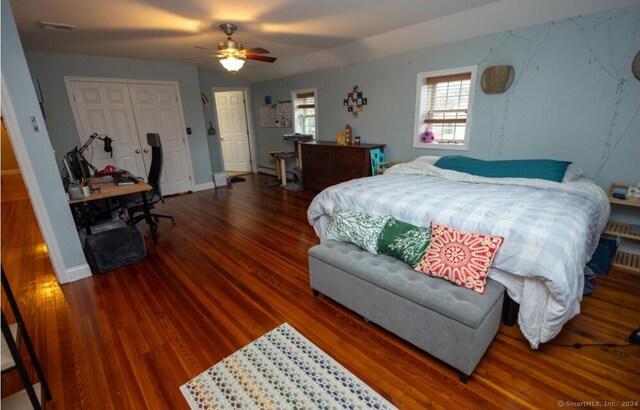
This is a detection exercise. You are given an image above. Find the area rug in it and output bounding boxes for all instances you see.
[180,323,396,409]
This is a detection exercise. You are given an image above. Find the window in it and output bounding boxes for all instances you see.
[291,88,317,137]
[413,66,477,150]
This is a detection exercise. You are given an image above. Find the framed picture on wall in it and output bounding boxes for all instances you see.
[260,105,278,127]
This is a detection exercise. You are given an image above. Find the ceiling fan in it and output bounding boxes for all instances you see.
[189,23,277,72]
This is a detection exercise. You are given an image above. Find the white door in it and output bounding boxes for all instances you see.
[69,81,147,178]
[128,83,192,195]
[215,91,251,172]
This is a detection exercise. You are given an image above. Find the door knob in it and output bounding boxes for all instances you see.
[143,148,149,153]
[135,149,141,154]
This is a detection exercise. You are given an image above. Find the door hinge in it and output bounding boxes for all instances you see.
[189,175,192,181]
[72,94,76,102]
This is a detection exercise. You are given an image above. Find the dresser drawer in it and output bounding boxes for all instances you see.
[302,146,330,162]
[332,149,365,165]
[304,168,332,191]
[331,164,363,182]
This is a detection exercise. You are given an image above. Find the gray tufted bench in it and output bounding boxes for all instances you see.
[309,240,505,382]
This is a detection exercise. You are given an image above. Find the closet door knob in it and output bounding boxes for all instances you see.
[143,148,149,153]
[135,149,141,154]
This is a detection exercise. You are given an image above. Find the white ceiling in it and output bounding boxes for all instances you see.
[10,0,640,82]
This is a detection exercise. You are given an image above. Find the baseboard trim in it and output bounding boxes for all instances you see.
[258,166,277,176]
[63,263,92,283]
[1,169,21,176]
[192,182,217,192]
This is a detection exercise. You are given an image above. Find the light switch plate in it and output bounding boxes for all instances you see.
[30,116,40,132]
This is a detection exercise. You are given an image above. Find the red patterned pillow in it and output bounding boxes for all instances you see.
[414,222,504,294]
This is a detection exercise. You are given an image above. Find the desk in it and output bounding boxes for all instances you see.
[68,175,158,245]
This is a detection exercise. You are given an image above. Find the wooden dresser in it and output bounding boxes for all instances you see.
[301,141,386,192]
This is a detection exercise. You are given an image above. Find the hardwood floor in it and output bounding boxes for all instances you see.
[1,173,639,409]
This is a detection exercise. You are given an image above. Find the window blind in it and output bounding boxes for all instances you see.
[293,90,316,136]
[424,73,471,125]
[296,91,315,109]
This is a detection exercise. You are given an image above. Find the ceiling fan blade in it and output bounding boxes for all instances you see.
[181,56,211,60]
[181,54,224,60]
[245,54,277,63]
[244,47,270,55]
[194,45,217,51]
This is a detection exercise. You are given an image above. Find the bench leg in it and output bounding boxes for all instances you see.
[501,292,519,327]
[459,373,470,384]
[312,289,320,297]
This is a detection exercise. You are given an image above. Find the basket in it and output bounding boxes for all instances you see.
[481,65,515,94]
[632,50,640,81]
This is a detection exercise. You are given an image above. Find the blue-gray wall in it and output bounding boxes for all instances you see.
[251,6,640,190]
[197,68,252,173]
[1,0,87,275]
[25,51,214,185]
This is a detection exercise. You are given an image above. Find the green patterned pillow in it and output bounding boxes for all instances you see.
[377,217,432,267]
[326,206,391,254]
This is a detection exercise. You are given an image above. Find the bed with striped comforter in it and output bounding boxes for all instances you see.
[307,160,609,348]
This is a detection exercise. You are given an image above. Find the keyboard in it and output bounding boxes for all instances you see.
[114,176,139,186]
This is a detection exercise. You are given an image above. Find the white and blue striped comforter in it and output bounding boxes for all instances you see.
[307,161,610,348]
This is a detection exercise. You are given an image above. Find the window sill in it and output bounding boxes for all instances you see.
[413,142,469,151]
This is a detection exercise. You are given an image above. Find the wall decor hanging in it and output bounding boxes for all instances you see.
[633,50,640,81]
[259,102,292,128]
[343,86,367,117]
[481,65,514,94]
[277,101,292,128]
[259,104,278,127]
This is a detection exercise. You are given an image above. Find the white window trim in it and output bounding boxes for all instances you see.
[412,65,477,151]
[291,87,318,139]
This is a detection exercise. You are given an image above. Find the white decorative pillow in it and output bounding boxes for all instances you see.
[414,156,441,165]
[326,206,391,254]
[562,164,583,183]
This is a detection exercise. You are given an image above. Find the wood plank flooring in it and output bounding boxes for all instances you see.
[1,173,639,409]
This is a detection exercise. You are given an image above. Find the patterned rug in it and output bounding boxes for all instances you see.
[180,323,396,409]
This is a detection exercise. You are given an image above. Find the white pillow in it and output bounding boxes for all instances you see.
[562,164,583,183]
[414,156,440,165]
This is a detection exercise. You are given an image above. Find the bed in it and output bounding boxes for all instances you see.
[307,157,610,348]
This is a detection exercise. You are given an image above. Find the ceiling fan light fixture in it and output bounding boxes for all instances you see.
[220,56,245,72]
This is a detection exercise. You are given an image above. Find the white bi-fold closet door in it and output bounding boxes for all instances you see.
[67,78,193,196]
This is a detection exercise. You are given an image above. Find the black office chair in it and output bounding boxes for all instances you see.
[124,133,175,233]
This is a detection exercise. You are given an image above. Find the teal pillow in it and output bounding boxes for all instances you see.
[326,206,391,254]
[434,155,571,182]
[377,217,432,267]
